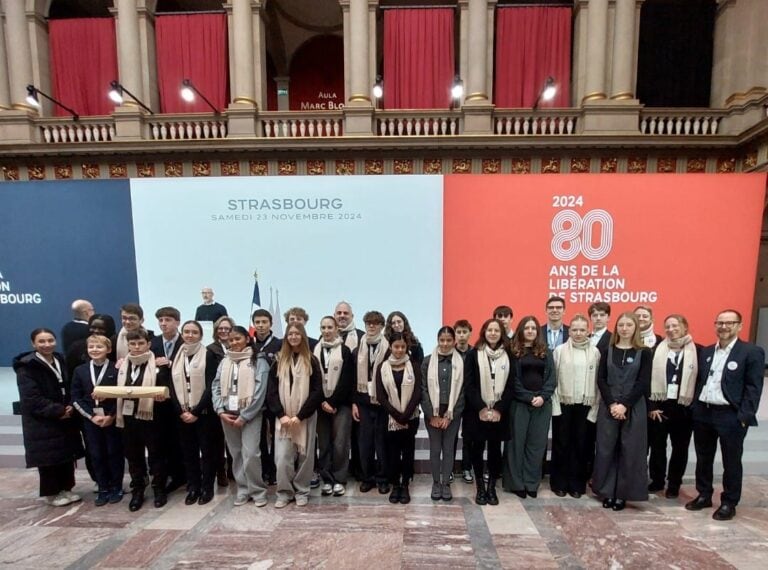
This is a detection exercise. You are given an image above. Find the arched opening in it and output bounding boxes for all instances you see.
[288,35,344,111]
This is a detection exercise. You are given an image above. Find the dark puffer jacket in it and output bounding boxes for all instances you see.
[13,351,84,468]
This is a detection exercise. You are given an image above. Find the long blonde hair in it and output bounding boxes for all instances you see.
[276,322,312,377]
[610,312,645,350]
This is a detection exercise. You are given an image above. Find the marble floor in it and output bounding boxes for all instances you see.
[1,469,767,569]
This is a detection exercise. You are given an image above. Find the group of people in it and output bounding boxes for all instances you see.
[13,292,764,522]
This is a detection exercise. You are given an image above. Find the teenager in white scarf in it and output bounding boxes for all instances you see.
[550,315,600,499]
[170,321,221,506]
[376,332,421,505]
[503,316,556,499]
[634,305,662,349]
[351,310,391,495]
[212,326,268,507]
[421,326,464,501]
[314,316,355,497]
[267,323,324,508]
[647,314,698,498]
[463,318,516,506]
[385,311,425,366]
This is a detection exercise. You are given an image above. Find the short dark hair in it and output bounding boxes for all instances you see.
[718,308,743,322]
[546,296,566,309]
[251,308,273,323]
[121,303,144,319]
[453,319,472,331]
[363,310,385,325]
[588,302,611,316]
[284,306,309,323]
[155,306,180,321]
[126,328,151,342]
[181,320,203,336]
[493,305,513,318]
[30,327,56,342]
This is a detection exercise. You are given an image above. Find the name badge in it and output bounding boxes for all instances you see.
[666,383,679,400]
[405,374,414,383]
[727,361,738,371]
[228,395,239,411]
[93,407,105,417]
[122,400,135,416]
[626,357,634,363]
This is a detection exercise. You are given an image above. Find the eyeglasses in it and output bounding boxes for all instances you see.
[714,321,741,327]
[217,327,232,332]
[547,306,564,311]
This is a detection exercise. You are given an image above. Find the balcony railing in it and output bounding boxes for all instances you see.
[639,109,728,135]
[149,115,228,140]
[375,111,462,136]
[37,117,115,143]
[493,110,580,135]
[260,111,344,137]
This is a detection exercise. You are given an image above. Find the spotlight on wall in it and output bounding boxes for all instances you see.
[26,84,79,120]
[533,76,557,110]
[180,79,219,113]
[372,75,383,100]
[451,75,464,102]
[108,80,153,114]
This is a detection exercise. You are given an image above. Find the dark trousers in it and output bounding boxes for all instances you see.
[156,402,185,486]
[550,404,591,494]
[82,420,124,492]
[122,416,167,491]
[358,402,388,484]
[470,438,502,481]
[692,402,748,506]
[456,420,474,471]
[350,420,361,479]
[38,462,75,497]
[260,410,276,480]
[648,401,693,489]
[384,419,419,485]
[178,412,221,494]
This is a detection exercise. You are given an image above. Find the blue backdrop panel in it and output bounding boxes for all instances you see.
[0,180,138,365]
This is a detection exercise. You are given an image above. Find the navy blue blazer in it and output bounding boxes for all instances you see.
[150,334,183,388]
[695,339,764,426]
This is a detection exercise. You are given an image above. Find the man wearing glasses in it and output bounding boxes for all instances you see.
[194,287,228,322]
[686,309,764,521]
[542,296,568,350]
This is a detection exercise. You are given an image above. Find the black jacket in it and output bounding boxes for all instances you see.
[266,355,324,420]
[13,351,84,468]
[71,360,119,419]
[168,348,219,417]
[463,347,516,442]
[317,344,355,409]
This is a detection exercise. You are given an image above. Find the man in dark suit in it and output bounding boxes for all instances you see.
[685,309,764,521]
[588,302,612,352]
[542,295,569,350]
[149,306,186,506]
[60,299,94,353]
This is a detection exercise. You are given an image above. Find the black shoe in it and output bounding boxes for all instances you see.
[184,490,200,505]
[685,495,713,511]
[713,503,736,521]
[568,491,582,499]
[95,491,110,507]
[165,478,185,495]
[359,481,375,493]
[527,490,538,499]
[154,491,168,508]
[665,486,680,499]
[475,481,487,505]
[399,485,411,504]
[378,482,392,495]
[648,481,664,493]
[217,468,229,487]
[129,489,145,512]
[513,490,526,499]
[389,485,402,504]
[553,489,567,498]
[612,499,626,511]
[602,498,615,509]
[263,473,276,486]
[198,489,214,505]
[486,479,499,505]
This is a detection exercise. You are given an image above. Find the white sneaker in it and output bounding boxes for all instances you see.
[321,483,333,496]
[332,483,345,496]
[275,496,293,508]
[46,492,71,507]
[295,495,309,507]
[253,496,268,507]
[233,494,249,506]
[62,490,82,503]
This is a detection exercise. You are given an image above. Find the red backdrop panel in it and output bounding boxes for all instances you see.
[443,174,766,341]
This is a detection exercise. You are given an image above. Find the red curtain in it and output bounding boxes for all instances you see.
[49,18,117,117]
[289,35,344,111]
[155,14,228,113]
[494,7,572,108]
[383,8,454,109]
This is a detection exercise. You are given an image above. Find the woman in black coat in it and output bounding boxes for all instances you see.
[14,328,85,506]
[463,318,516,506]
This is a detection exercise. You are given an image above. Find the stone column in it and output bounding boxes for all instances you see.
[0,9,12,110]
[230,0,256,107]
[2,0,35,110]
[115,0,143,106]
[275,76,289,111]
[464,0,489,104]
[610,0,636,99]
[582,0,609,103]
[252,0,267,110]
[347,0,371,107]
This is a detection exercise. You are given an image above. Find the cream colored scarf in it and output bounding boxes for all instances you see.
[276,354,312,454]
[380,355,417,431]
[356,333,389,403]
[478,345,510,409]
[115,328,129,360]
[314,337,344,398]
[342,322,359,351]
[171,342,206,411]
[651,335,697,406]
[219,347,255,410]
[116,351,157,427]
[554,338,599,407]
[640,328,658,348]
[426,348,464,420]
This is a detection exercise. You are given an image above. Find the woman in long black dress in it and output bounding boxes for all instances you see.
[592,312,651,511]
